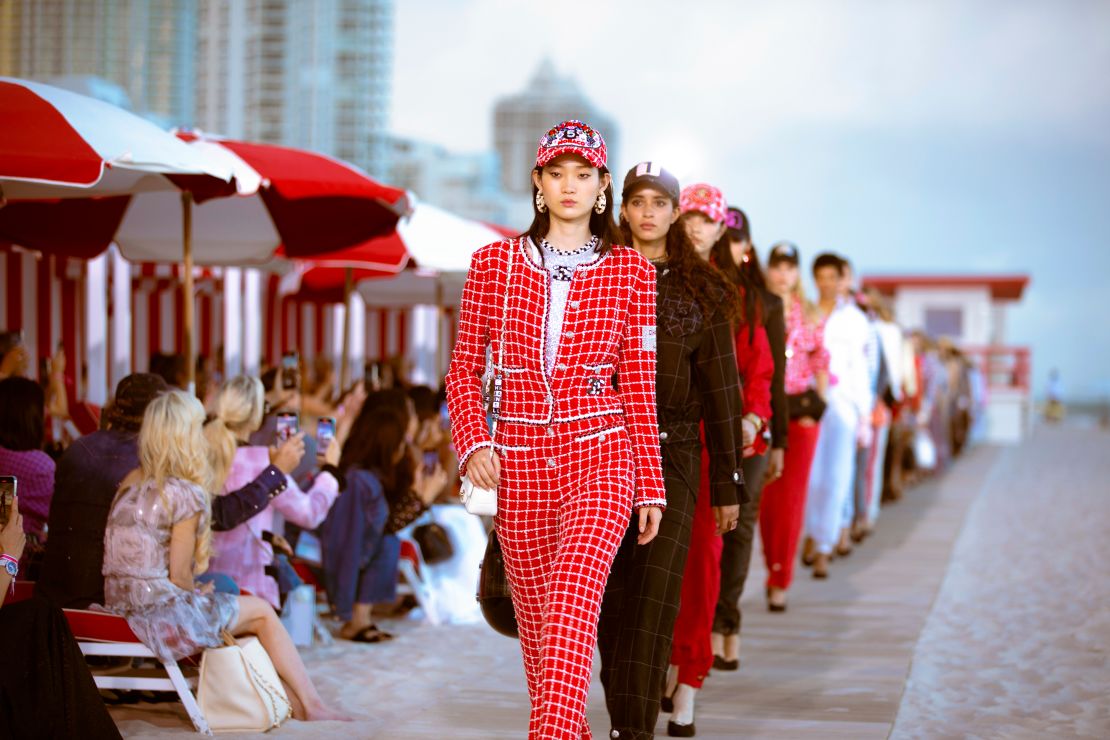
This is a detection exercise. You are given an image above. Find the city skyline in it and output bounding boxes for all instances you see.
[391,0,1110,401]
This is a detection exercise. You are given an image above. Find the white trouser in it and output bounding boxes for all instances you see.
[805,392,860,554]
[867,424,891,524]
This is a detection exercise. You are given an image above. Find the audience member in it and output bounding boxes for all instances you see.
[0,376,54,539]
[102,389,348,721]
[37,373,303,609]
[207,375,342,610]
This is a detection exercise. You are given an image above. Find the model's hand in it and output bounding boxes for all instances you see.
[764,447,785,485]
[0,499,26,561]
[741,418,757,448]
[713,504,741,536]
[636,506,662,545]
[269,432,305,475]
[466,448,500,490]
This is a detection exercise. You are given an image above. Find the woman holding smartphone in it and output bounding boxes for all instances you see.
[446,120,665,740]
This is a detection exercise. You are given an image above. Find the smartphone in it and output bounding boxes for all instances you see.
[365,361,380,391]
[316,417,336,454]
[276,411,299,443]
[439,402,450,430]
[421,450,439,475]
[0,476,16,528]
[281,352,299,390]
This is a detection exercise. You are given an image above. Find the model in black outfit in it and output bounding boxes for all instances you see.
[710,208,791,666]
[597,163,744,740]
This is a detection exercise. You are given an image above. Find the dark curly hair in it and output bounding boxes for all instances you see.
[620,208,740,328]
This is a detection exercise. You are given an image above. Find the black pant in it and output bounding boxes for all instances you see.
[713,451,769,636]
[598,443,699,740]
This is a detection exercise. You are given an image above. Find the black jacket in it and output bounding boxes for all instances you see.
[760,290,789,449]
[653,264,745,507]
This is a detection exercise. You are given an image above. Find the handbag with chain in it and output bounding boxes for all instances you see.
[477,528,518,638]
[197,630,292,733]
[459,239,515,517]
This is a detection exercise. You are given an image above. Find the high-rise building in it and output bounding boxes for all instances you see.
[0,0,197,127]
[493,59,619,196]
[196,0,392,177]
[387,136,510,226]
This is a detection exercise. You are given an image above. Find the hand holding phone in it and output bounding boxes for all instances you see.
[0,476,16,528]
[316,417,336,455]
[276,412,299,443]
[281,353,299,391]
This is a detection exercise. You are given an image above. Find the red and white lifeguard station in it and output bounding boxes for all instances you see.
[861,274,1032,444]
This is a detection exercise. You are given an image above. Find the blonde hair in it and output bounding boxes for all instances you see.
[204,375,265,494]
[139,389,214,573]
[785,271,819,325]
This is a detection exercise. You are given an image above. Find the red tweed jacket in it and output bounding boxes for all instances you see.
[445,238,666,509]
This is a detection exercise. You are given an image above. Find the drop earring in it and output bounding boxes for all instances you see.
[594,192,606,214]
[535,191,547,213]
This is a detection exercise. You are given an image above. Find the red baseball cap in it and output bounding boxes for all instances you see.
[536,119,607,170]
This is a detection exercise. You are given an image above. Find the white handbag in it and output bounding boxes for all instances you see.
[197,631,292,733]
[459,239,515,518]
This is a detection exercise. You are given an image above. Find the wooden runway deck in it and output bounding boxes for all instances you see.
[111,438,1012,739]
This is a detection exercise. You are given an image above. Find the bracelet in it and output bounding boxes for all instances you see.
[743,413,764,432]
[0,554,18,593]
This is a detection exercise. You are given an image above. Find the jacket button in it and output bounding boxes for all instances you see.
[659,431,669,441]
[546,427,555,436]
[565,331,575,338]
[546,457,556,468]
[569,300,580,308]
[556,363,567,371]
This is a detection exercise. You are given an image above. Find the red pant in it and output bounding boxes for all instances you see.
[496,421,634,740]
[670,449,722,689]
[759,420,820,590]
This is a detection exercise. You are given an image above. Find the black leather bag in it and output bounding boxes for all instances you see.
[477,529,518,638]
[412,522,453,565]
[788,389,827,422]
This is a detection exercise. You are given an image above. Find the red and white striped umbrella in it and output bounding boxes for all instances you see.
[0,77,234,200]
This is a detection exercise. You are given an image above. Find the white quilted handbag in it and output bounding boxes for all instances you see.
[197,631,292,733]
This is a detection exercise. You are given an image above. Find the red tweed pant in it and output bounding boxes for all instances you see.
[495,420,635,740]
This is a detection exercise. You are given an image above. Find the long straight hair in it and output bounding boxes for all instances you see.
[523,165,623,254]
[708,229,762,339]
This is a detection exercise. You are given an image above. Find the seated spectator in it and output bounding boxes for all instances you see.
[102,390,347,721]
[0,331,28,381]
[252,366,319,486]
[1,501,122,739]
[207,375,342,610]
[0,376,54,539]
[322,405,445,641]
[37,373,301,609]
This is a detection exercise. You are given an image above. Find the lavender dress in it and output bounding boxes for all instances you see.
[102,477,240,662]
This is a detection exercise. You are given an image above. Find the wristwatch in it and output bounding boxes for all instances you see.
[743,413,764,432]
[0,554,18,579]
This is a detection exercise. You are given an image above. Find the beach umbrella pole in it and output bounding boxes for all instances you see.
[182,192,196,395]
[341,266,353,390]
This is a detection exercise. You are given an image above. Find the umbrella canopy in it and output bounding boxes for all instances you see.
[0,77,234,200]
[111,132,411,265]
[281,200,506,304]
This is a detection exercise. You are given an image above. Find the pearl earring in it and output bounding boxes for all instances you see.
[594,192,607,214]
[535,191,547,213]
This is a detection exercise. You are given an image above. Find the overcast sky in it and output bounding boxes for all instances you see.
[391,0,1110,401]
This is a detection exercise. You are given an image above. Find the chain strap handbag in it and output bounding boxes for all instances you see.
[459,239,515,517]
[197,630,292,733]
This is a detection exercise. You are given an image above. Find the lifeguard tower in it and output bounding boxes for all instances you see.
[860,274,1032,444]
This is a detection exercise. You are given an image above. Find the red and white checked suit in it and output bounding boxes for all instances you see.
[446,238,666,740]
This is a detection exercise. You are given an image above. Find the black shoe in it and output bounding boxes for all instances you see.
[712,655,739,671]
[667,720,696,737]
[768,601,787,613]
[661,694,674,713]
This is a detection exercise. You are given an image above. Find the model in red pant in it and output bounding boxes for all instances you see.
[758,419,820,594]
[498,420,634,739]
[669,447,723,691]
